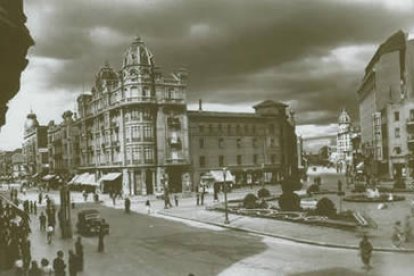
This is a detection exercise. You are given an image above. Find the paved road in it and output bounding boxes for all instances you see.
[13,203,412,276]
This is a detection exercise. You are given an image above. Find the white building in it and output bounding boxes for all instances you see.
[337,109,353,165]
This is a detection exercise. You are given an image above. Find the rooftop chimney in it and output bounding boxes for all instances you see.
[198,99,203,111]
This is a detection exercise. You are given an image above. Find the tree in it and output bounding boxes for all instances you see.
[243,193,258,209]
[315,197,336,217]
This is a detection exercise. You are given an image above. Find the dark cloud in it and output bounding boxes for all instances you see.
[24,0,414,125]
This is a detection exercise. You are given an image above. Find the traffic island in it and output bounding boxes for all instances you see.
[343,194,405,203]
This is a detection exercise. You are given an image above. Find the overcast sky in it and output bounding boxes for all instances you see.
[2,0,414,150]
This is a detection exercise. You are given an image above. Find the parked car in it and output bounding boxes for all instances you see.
[76,209,109,236]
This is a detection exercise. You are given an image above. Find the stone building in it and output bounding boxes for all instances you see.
[357,30,414,179]
[76,37,190,195]
[47,110,80,180]
[11,149,26,179]
[188,100,298,188]
[22,112,49,177]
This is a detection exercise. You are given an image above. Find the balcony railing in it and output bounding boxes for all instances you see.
[407,118,414,125]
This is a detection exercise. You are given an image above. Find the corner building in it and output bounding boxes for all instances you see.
[76,37,190,195]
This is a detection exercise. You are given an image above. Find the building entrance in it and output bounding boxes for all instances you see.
[145,169,153,195]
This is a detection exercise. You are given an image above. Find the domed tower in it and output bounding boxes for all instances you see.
[24,112,39,136]
[121,36,155,101]
[94,61,118,94]
[337,108,352,163]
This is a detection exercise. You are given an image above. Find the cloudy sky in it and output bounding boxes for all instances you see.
[2,0,414,150]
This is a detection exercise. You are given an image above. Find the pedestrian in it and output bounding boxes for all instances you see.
[196,192,200,206]
[112,194,116,206]
[82,190,87,202]
[22,237,31,272]
[200,187,205,205]
[124,197,131,214]
[174,194,179,207]
[40,258,53,276]
[28,260,41,276]
[404,215,412,242]
[98,223,106,253]
[39,212,46,231]
[94,192,99,203]
[359,235,373,270]
[392,221,405,247]
[34,202,37,215]
[46,224,54,245]
[14,259,24,276]
[53,251,66,276]
[74,236,84,272]
[145,199,151,214]
[68,250,77,276]
[38,192,43,205]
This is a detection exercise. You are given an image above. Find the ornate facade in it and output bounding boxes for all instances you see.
[76,37,190,195]
[337,108,353,164]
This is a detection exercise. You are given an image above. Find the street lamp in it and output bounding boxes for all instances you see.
[222,167,229,224]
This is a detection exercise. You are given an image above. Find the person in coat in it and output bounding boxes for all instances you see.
[359,235,373,270]
[74,236,83,272]
[68,250,77,276]
[52,251,66,276]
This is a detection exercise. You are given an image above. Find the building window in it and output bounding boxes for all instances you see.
[252,125,256,134]
[218,124,223,132]
[227,124,231,134]
[131,126,140,142]
[132,147,141,161]
[199,125,204,133]
[199,156,206,168]
[218,138,224,148]
[125,126,131,142]
[410,110,414,121]
[236,125,241,133]
[394,111,400,121]
[395,127,400,138]
[270,138,275,147]
[237,155,242,165]
[244,125,249,133]
[143,125,153,141]
[252,138,257,148]
[219,155,224,167]
[199,138,204,148]
[394,147,402,154]
[269,124,275,134]
[208,124,213,133]
[271,154,276,164]
[253,154,258,164]
[237,138,241,148]
[144,147,153,163]
[143,109,151,120]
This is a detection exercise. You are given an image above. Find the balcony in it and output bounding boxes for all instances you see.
[167,117,181,129]
[408,134,414,143]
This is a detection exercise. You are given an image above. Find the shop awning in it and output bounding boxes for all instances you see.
[42,174,55,181]
[82,174,98,186]
[209,170,235,183]
[98,172,122,182]
[68,175,80,184]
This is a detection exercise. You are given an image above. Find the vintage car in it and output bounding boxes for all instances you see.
[76,209,109,236]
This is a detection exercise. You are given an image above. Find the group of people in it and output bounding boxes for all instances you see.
[0,197,31,272]
[14,237,84,276]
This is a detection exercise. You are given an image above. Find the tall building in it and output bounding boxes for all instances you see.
[357,30,414,178]
[47,110,80,179]
[11,149,26,179]
[22,112,49,177]
[188,100,298,188]
[76,37,190,195]
[337,108,353,164]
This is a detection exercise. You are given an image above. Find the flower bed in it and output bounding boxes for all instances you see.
[208,204,365,230]
[343,194,405,203]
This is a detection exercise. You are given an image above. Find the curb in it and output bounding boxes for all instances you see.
[156,211,414,254]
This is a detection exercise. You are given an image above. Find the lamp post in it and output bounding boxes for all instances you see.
[222,167,229,224]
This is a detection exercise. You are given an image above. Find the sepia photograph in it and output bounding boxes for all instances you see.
[1,0,414,275]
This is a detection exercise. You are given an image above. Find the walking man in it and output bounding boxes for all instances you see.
[145,199,151,214]
[359,235,373,270]
[47,224,54,244]
[39,212,46,231]
[124,197,131,214]
[53,251,66,276]
[75,236,84,272]
[98,222,106,253]
[68,250,78,276]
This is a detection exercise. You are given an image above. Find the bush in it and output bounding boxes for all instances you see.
[281,176,302,193]
[315,197,336,217]
[306,184,320,194]
[243,193,258,209]
[257,188,271,198]
[278,192,301,211]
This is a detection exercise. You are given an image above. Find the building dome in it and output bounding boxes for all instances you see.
[338,108,351,124]
[95,61,118,90]
[24,112,39,132]
[122,36,154,68]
